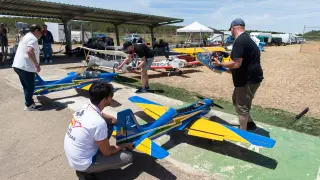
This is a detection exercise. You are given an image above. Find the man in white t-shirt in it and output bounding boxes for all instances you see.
[64,81,133,179]
[12,24,42,111]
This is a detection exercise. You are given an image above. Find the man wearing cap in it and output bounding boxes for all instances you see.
[118,41,154,93]
[212,18,263,131]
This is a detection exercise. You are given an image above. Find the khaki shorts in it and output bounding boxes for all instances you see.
[232,83,261,116]
[142,57,154,71]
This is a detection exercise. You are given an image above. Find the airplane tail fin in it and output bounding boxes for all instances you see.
[134,138,169,159]
[115,109,141,142]
[35,73,46,86]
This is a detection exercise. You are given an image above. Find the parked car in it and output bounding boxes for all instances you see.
[123,34,142,42]
[93,33,107,39]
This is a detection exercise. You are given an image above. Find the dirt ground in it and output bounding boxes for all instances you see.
[117,44,320,118]
[300,41,320,54]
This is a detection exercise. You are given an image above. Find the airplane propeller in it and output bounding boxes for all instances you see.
[196,95,224,109]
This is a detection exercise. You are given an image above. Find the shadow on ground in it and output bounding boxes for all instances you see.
[95,152,178,180]
[162,130,277,170]
[37,96,69,111]
[130,69,202,79]
[135,111,155,123]
[207,115,271,138]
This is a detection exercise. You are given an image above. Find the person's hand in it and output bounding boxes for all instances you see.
[116,65,123,70]
[125,143,134,150]
[36,65,41,72]
[212,57,221,67]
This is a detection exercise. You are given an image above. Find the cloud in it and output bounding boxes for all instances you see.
[45,0,320,33]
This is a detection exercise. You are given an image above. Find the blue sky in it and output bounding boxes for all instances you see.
[46,0,320,34]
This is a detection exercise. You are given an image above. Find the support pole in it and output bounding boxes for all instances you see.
[91,23,93,37]
[150,26,154,47]
[114,24,120,46]
[62,19,72,55]
[81,23,85,46]
[299,25,306,53]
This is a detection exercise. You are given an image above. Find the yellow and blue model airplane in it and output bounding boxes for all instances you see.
[113,96,276,159]
[34,70,117,95]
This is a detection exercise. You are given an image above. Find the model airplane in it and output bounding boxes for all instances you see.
[79,46,199,76]
[172,46,232,73]
[34,70,117,95]
[196,49,231,73]
[113,55,200,76]
[112,96,276,159]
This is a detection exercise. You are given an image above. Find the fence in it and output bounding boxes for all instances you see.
[300,26,320,54]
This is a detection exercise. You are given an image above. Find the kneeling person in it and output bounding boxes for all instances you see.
[64,81,133,178]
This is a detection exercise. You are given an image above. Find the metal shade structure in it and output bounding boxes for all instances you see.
[0,0,183,46]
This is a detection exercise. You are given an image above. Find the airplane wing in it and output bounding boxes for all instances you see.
[128,96,169,120]
[172,47,227,54]
[134,138,169,159]
[78,46,128,57]
[185,118,276,148]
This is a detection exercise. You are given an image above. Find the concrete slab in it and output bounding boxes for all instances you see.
[1,75,213,180]
[4,68,320,180]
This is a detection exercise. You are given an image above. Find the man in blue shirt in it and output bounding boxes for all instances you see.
[41,25,54,64]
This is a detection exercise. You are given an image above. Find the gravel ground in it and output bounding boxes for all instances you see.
[122,44,320,118]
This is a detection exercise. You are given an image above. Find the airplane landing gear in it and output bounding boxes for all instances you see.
[167,69,182,77]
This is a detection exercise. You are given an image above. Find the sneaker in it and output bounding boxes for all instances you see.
[247,122,257,130]
[45,60,48,64]
[135,88,147,93]
[145,86,150,90]
[50,60,53,64]
[24,104,42,111]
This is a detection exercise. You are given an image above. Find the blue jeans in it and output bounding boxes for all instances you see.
[13,68,35,107]
[43,43,52,61]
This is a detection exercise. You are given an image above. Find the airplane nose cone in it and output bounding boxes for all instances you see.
[203,99,213,106]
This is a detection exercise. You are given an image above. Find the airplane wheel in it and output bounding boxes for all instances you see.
[86,67,95,71]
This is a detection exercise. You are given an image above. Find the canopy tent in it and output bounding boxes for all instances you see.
[176,21,214,47]
[177,21,213,33]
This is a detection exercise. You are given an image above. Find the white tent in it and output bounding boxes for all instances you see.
[176,21,213,33]
[176,21,213,46]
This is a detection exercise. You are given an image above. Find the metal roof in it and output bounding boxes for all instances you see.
[0,0,183,27]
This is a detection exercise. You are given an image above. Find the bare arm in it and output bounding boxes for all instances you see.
[102,113,117,124]
[27,47,39,67]
[117,56,131,69]
[96,138,133,156]
[221,58,243,69]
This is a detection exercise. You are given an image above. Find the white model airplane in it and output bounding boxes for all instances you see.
[79,46,199,76]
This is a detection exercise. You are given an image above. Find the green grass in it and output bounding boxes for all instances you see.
[114,75,320,137]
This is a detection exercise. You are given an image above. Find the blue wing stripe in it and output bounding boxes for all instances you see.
[129,96,163,106]
[224,125,276,148]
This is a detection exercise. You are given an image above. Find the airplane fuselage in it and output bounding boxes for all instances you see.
[116,99,213,144]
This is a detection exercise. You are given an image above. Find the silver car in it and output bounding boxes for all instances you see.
[123,34,142,42]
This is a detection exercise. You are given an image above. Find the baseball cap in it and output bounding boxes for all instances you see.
[229,18,245,31]
[123,41,133,50]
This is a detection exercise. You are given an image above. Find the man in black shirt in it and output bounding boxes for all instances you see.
[213,18,263,130]
[118,41,154,93]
